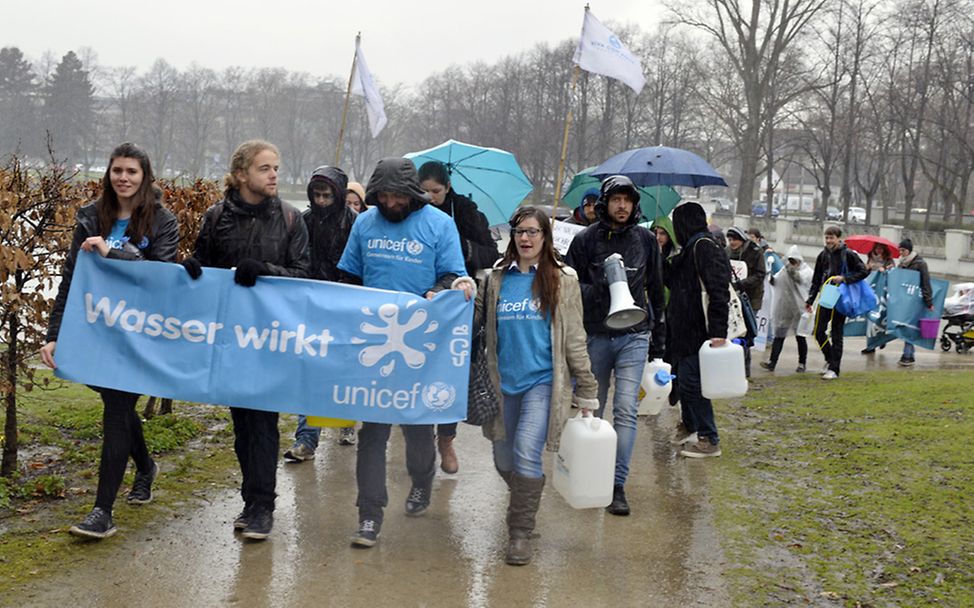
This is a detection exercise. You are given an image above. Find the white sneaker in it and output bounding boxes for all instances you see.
[821,370,838,380]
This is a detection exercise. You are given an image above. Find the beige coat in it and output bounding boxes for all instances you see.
[475,261,599,452]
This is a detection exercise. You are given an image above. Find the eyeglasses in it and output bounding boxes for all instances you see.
[514,228,542,237]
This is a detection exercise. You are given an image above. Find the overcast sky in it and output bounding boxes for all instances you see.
[6,0,664,87]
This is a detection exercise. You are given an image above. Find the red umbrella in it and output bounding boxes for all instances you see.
[845,235,900,259]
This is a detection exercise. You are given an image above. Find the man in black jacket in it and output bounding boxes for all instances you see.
[804,226,868,379]
[183,140,310,540]
[726,226,766,376]
[565,175,665,516]
[283,166,359,463]
[417,160,500,475]
[896,238,934,366]
[665,201,731,459]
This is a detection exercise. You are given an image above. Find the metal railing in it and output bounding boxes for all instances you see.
[901,229,946,257]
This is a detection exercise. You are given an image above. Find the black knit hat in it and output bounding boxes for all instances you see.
[899,238,913,251]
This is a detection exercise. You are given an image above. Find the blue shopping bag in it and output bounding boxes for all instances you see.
[836,279,879,318]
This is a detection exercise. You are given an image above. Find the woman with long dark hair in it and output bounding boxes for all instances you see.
[476,206,598,565]
[40,143,179,539]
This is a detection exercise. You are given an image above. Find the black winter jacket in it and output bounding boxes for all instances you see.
[434,190,499,275]
[727,239,767,306]
[806,245,868,307]
[193,190,310,278]
[899,253,933,308]
[564,205,665,352]
[304,166,357,281]
[47,198,179,342]
[665,232,733,360]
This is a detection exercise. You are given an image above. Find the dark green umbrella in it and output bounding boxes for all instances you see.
[562,166,682,218]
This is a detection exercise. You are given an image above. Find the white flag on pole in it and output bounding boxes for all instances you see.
[351,43,387,138]
[572,10,645,95]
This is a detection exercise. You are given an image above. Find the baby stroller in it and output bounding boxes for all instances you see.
[940,282,974,353]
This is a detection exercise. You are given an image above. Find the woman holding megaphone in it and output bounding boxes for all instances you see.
[475,206,599,566]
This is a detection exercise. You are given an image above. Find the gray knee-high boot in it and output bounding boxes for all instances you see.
[505,473,545,566]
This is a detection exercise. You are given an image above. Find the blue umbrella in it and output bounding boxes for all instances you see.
[591,145,728,188]
[405,139,533,226]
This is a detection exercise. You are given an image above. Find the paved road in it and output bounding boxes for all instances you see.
[17,335,972,607]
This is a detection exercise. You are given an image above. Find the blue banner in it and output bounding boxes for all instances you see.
[55,254,473,424]
[844,268,947,350]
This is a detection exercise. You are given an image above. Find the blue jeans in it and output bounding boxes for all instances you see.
[903,342,915,359]
[492,383,552,479]
[293,415,321,450]
[587,332,649,486]
[677,353,719,445]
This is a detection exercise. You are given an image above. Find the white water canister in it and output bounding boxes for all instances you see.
[638,359,675,416]
[699,340,748,399]
[553,413,617,509]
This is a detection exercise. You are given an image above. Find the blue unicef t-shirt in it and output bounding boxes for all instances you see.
[106,219,130,251]
[496,268,553,395]
[338,205,467,295]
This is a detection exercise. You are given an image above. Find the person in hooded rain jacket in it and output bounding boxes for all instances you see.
[565,175,665,516]
[338,157,472,548]
[760,245,812,373]
[182,139,311,540]
[567,188,600,226]
[664,201,731,459]
[284,166,360,463]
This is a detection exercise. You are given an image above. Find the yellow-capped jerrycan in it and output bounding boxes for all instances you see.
[553,412,617,509]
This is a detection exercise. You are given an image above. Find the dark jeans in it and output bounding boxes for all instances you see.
[230,407,279,511]
[356,422,435,524]
[436,422,457,437]
[769,336,808,367]
[677,353,719,444]
[94,388,153,512]
[814,307,847,374]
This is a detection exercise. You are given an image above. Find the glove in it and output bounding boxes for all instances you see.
[181,257,203,280]
[234,259,268,287]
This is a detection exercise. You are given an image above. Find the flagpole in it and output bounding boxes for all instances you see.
[552,8,592,222]
[335,32,360,166]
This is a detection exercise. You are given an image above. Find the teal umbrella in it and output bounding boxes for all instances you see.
[562,166,682,219]
[405,139,533,226]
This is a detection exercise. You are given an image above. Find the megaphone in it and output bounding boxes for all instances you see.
[602,253,647,330]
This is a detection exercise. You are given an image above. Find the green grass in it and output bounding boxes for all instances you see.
[712,369,974,607]
[0,371,243,593]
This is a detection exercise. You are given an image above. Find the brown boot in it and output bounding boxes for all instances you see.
[505,474,545,566]
[437,435,459,474]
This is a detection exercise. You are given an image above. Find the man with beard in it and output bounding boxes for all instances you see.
[338,157,472,548]
[284,166,359,462]
[183,140,310,540]
[565,175,665,516]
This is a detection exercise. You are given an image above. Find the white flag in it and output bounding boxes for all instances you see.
[350,43,387,138]
[573,10,645,95]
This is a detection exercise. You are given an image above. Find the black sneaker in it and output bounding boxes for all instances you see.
[898,357,915,367]
[351,519,381,548]
[69,507,117,539]
[404,486,430,516]
[606,485,630,516]
[126,461,158,505]
[759,361,775,371]
[233,504,252,531]
[241,506,273,540]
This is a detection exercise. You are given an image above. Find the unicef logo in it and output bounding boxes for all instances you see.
[608,35,622,50]
[407,240,424,256]
[422,382,456,411]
